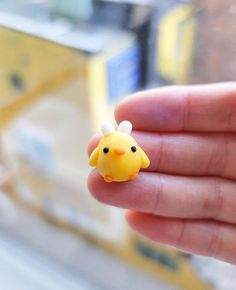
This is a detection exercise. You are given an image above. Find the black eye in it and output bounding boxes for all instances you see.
[103,147,109,154]
[131,146,137,152]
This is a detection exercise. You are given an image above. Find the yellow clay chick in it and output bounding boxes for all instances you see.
[89,121,150,182]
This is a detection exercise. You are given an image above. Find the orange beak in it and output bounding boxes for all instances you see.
[113,147,126,156]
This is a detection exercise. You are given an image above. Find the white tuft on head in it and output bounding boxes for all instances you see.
[101,122,115,135]
[117,120,132,135]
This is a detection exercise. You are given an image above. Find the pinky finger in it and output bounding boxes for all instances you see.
[125,211,236,265]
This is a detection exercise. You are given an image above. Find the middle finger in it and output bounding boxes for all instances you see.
[133,131,236,180]
[88,170,236,224]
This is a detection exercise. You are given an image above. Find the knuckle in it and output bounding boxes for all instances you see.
[202,179,224,219]
[182,87,191,130]
[151,174,163,214]
[154,135,164,172]
[206,224,223,258]
[175,219,186,248]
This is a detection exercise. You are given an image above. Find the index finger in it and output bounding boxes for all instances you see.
[115,83,236,133]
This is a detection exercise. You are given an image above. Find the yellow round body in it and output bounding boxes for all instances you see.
[97,149,142,182]
[89,131,150,182]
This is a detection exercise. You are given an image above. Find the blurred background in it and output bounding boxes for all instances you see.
[0,0,235,289]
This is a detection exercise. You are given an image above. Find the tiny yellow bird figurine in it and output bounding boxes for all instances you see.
[89,120,150,182]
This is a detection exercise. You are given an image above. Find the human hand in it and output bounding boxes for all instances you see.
[88,83,236,264]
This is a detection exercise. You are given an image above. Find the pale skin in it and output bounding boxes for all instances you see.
[87,82,236,265]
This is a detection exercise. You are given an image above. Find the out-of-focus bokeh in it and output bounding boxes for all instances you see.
[0,1,235,290]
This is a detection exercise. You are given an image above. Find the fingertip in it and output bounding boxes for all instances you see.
[87,133,102,156]
[114,92,143,124]
[87,169,102,197]
[114,99,128,124]
[125,211,151,230]
[87,169,116,204]
[125,210,141,233]
[125,210,141,223]
[88,171,154,210]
